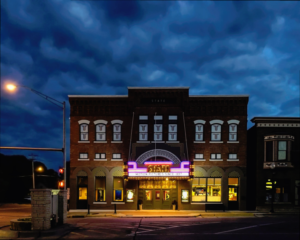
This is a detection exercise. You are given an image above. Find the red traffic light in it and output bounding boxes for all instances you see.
[59,181,64,188]
[59,168,64,174]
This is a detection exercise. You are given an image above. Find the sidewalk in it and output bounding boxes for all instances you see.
[67,209,299,218]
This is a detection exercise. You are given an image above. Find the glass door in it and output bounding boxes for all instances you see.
[77,177,88,209]
[228,178,239,210]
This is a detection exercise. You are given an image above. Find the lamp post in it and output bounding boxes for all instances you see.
[5,83,66,191]
[32,160,44,189]
[270,162,276,213]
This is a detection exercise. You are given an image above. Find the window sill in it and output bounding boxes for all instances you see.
[209,141,223,143]
[78,141,90,143]
[112,202,125,204]
[111,141,123,143]
[194,141,205,143]
[194,159,206,161]
[94,159,107,161]
[78,159,89,161]
[209,159,223,161]
[111,159,123,161]
[94,141,107,143]
[227,141,239,143]
[93,202,107,204]
[166,141,179,143]
[151,141,165,143]
[227,159,239,161]
[137,141,150,143]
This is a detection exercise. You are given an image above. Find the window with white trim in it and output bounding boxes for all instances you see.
[96,124,106,141]
[229,124,237,141]
[168,115,177,141]
[211,153,221,159]
[195,154,204,159]
[112,153,121,159]
[80,124,89,140]
[229,154,237,159]
[211,124,221,141]
[154,115,163,141]
[79,153,88,159]
[139,124,148,140]
[195,124,203,141]
[113,124,121,141]
[95,153,106,159]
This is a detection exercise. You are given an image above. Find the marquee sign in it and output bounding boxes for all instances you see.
[128,161,190,177]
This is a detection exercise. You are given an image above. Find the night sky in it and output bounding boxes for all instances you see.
[1,1,299,171]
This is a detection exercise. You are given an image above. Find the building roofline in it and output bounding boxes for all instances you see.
[251,117,300,123]
[68,95,128,98]
[127,87,189,89]
[189,95,249,97]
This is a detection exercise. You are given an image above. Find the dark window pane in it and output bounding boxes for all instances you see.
[266,141,273,162]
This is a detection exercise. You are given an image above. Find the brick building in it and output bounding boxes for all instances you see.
[68,87,249,210]
[247,117,300,211]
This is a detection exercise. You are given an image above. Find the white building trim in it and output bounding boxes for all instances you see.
[194,120,206,125]
[228,120,240,125]
[111,120,123,125]
[78,120,90,124]
[94,120,108,125]
[209,119,224,125]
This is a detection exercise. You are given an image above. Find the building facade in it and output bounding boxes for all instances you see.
[247,117,300,211]
[68,87,249,210]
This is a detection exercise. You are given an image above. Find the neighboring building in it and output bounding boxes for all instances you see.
[68,87,249,210]
[247,117,300,211]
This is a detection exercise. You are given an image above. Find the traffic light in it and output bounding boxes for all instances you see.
[59,181,64,188]
[59,168,64,174]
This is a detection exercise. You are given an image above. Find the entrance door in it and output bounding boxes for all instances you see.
[77,187,88,209]
[228,186,239,210]
[153,190,161,209]
[162,190,172,209]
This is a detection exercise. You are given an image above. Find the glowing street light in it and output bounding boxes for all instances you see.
[6,84,17,91]
[37,167,43,172]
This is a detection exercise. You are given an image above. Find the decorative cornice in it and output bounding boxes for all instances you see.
[264,135,295,140]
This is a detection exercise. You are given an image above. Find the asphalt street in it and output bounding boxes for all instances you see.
[62,216,299,240]
[0,204,31,228]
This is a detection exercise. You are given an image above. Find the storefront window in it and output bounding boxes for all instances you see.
[182,189,189,202]
[170,180,177,189]
[163,190,170,201]
[154,181,161,188]
[78,187,87,200]
[145,190,152,201]
[146,181,154,189]
[139,181,146,189]
[126,189,134,202]
[207,178,221,202]
[139,180,177,189]
[95,177,106,202]
[192,178,206,202]
[162,180,169,189]
[228,178,238,202]
[113,177,124,201]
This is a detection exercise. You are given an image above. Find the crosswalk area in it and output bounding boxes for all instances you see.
[136,221,220,234]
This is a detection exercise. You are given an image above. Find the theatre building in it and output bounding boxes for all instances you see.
[247,117,300,211]
[68,87,249,210]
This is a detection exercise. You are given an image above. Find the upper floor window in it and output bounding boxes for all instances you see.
[111,120,123,141]
[96,124,106,140]
[210,120,224,141]
[278,141,287,161]
[229,154,237,159]
[228,120,240,141]
[211,124,221,141]
[264,135,295,164]
[154,115,163,141]
[195,124,203,141]
[168,115,177,141]
[80,124,89,140]
[79,153,88,159]
[94,120,108,141]
[211,153,221,159]
[139,124,148,140]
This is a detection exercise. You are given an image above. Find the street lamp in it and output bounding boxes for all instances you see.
[5,83,67,191]
[270,162,276,213]
[32,161,44,189]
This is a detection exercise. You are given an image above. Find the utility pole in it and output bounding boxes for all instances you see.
[29,154,38,189]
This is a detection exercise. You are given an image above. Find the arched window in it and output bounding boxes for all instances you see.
[80,124,89,140]
[195,124,203,141]
[229,124,237,141]
[96,124,106,141]
[113,124,121,141]
[211,124,221,141]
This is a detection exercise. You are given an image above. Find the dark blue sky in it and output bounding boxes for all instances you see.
[1,1,299,171]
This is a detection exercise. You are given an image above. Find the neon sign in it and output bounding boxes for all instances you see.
[128,161,189,177]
